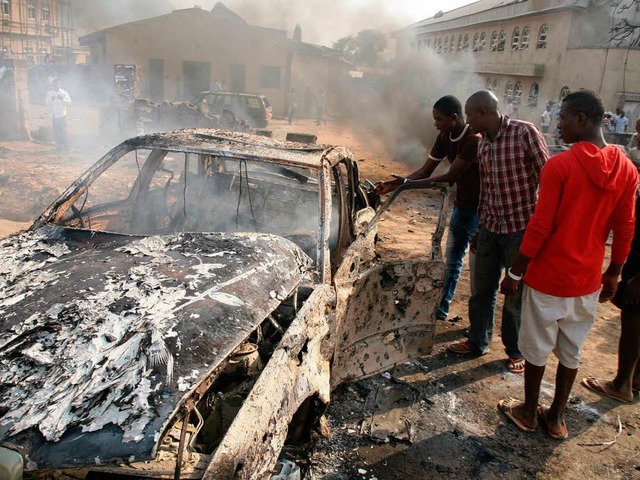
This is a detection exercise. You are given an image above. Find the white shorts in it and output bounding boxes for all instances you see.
[519,285,599,369]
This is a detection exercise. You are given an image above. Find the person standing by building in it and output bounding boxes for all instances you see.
[448,90,549,374]
[540,103,552,134]
[614,107,629,133]
[496,89,637,438]
[46,78,71,150]
[288,88,298,125]
[374,95,481,322]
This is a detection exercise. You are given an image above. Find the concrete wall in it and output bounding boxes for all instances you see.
[0,58,30,140]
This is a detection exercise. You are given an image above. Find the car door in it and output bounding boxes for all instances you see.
[331,181,449,387]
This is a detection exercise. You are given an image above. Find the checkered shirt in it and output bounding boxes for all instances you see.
[478,116,549,234]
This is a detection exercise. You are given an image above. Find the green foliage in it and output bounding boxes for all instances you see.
[332,29,388,67]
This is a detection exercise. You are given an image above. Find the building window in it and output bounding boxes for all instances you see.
[559,85,570,102]
[486,78,492,90]
[24,46,33,54]
[493,79,499,91]
[426,38,431,49]
[513,81,523,104]
[28,3,36,19]
[498,30,506,51]
[42,6,50,21]
[537,24,548,49]
[1,0,10,15]
[260,66,281,89]
[473,33,480,51]
[479,32,486,51]
[520,26,530,49]
[511,27,520,50]
[450,35,455,52]
[490,31,498,51]
[504,81,514,102]
[463,34,470,51]
[528,83,539,106]
[457,35,463,51]
[444,36,450,52]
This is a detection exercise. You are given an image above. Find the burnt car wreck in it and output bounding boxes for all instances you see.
[0,129,447,479]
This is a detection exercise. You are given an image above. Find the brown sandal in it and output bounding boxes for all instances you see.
[447,340,477,355]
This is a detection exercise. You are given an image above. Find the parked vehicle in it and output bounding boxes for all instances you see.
[0,129,446,479]
[190,91,273,128]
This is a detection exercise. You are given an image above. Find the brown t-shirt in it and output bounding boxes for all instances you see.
[429,125,481,209]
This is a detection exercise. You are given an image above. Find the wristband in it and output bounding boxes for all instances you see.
[507,267,523,281]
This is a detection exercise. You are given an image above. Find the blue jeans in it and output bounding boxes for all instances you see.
[436,205,479,320]
[467,226,524,358]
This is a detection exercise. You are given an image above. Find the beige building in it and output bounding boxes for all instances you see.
[395,0,640,129]
[80,4,289,110]
[0,0,73,65]
[79,3,351,117]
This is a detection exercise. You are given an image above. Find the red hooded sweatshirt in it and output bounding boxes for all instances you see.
[520,142,637,297]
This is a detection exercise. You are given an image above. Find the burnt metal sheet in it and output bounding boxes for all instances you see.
[332,260,444,386]
[202,285,333,480]
[0,226,311,469]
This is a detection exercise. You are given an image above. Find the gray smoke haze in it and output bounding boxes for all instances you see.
[73,0,419,47]
[334,50,484,167]
[221,0,416,46]
[70,0,484,168]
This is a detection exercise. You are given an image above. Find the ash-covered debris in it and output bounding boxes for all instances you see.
[309,361,530,479]
[0,228,311,454]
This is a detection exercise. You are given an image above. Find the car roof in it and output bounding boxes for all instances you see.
[125,128,354,169]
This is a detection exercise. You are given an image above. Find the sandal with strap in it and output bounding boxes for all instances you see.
[507,357,525,374]
[497,398,537,433]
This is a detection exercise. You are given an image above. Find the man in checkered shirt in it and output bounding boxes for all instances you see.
[448,90,549,374]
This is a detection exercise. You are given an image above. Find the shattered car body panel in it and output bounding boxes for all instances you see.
[332,260,444,386]
[0,128,446,479]
[0,228,310,467]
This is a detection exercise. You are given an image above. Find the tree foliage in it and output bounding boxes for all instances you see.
[609,0,640,47]
[333,29,388,67]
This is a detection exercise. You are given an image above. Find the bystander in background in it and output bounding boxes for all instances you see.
[45,79,71,150]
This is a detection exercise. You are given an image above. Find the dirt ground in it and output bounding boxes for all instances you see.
[0,108,639,480]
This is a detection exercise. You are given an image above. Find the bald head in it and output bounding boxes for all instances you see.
[464,90,501,135]
[466,90,500,114]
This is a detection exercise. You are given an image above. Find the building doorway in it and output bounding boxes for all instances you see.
[183,61,211,99]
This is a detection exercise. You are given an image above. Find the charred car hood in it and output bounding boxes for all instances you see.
[0,226,312,468]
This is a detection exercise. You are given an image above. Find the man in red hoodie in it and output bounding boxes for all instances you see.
[497,89,637,439]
